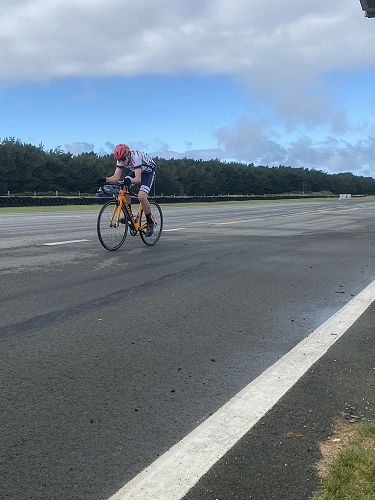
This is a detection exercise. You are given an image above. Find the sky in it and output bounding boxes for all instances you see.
[1,0,375,177]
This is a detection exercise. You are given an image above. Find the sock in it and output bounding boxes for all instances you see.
[146,212,153,223]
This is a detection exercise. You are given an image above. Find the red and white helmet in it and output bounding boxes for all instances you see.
[114,144,130,160]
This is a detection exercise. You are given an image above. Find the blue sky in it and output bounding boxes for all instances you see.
[1,75,247,153]
[1,0,375,177]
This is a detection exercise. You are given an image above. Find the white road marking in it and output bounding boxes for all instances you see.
[163,228,185,232]
[109,278,375,500]
[206,210,345,226]
[43,239,91,246]
[212,218,257,225]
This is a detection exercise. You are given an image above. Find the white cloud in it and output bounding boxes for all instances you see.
[153,148,224,161]
[216,117,287,164]
[65,141,94,155]
[1,1,373,83]
[66,122,375,176]
[1,0,373,132]
[4,0,374,174]
[212,117,375,174]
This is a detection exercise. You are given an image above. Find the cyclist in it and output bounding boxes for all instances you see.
[97,144,156,236]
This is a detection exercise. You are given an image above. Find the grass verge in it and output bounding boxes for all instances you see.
[312,418,375,500]
[0,197,340,214]
[0,204,101,213]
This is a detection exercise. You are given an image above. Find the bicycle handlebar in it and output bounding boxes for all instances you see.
[100,182,138,197]
[117,181,138,197]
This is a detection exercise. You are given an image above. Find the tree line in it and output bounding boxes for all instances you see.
[1,137,375,196]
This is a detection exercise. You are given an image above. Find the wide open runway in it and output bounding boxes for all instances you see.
[1,198,375,499]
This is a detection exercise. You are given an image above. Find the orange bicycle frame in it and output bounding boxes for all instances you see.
[109,185,148,231]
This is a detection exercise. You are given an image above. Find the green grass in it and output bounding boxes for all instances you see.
[162,197,339,207]
[0,204,101,213]
[1,194,374,214]
[313,422,375,500]
[0,196,342,214]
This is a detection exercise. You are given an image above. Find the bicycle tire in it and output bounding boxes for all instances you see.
[139,200,163,246]
[97,200,128,251]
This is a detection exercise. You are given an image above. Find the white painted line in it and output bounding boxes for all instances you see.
[212,218,257,225]
[43,239,90,246]
[212,219,243,225]
[164,228,185,232]
[109,278,375,500]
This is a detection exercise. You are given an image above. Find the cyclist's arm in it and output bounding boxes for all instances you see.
[104,167,123,184]
[131,167,141,184]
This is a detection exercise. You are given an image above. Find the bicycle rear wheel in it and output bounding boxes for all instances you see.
[97,200,128,250]
[139,200,163,246]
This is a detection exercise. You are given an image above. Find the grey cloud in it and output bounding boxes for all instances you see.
[286,136,375,174]
[215,118,287,164]
[130,141,149,151]
[104,141,115,152]
[154,141,171,153]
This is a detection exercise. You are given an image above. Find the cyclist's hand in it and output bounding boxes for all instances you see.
[96,177,106,186]
[123,176,132,187]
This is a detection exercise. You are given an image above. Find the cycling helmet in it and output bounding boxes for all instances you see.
[114,144,130,160]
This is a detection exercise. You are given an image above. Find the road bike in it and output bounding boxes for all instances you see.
[97,182,163,251]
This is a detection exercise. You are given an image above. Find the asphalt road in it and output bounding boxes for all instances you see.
[1,198,375,499]
[185,302,375,500]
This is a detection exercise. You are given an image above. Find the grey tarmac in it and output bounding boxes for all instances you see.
[184,302,375,500]
[0,198,374,499]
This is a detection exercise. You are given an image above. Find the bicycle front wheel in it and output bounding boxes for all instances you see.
[139,200,163,246]
[97,200,128,251]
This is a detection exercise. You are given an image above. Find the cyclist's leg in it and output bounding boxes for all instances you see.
[125,172,135,207]
[139,200,163,245]
[138,189,151,213]
[138,171,155,209]
[118,171,135,224]
[138,171,156,236]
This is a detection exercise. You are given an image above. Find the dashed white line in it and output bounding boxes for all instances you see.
[108,278,375,500]
[212,218,254,225]
[43,239,91,246]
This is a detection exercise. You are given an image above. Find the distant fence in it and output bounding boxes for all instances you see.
[0,193,346,207]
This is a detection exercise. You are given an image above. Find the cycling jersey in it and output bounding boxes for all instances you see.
[116,150,156,173]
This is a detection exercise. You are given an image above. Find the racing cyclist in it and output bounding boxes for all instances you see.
[97,144,156,236]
